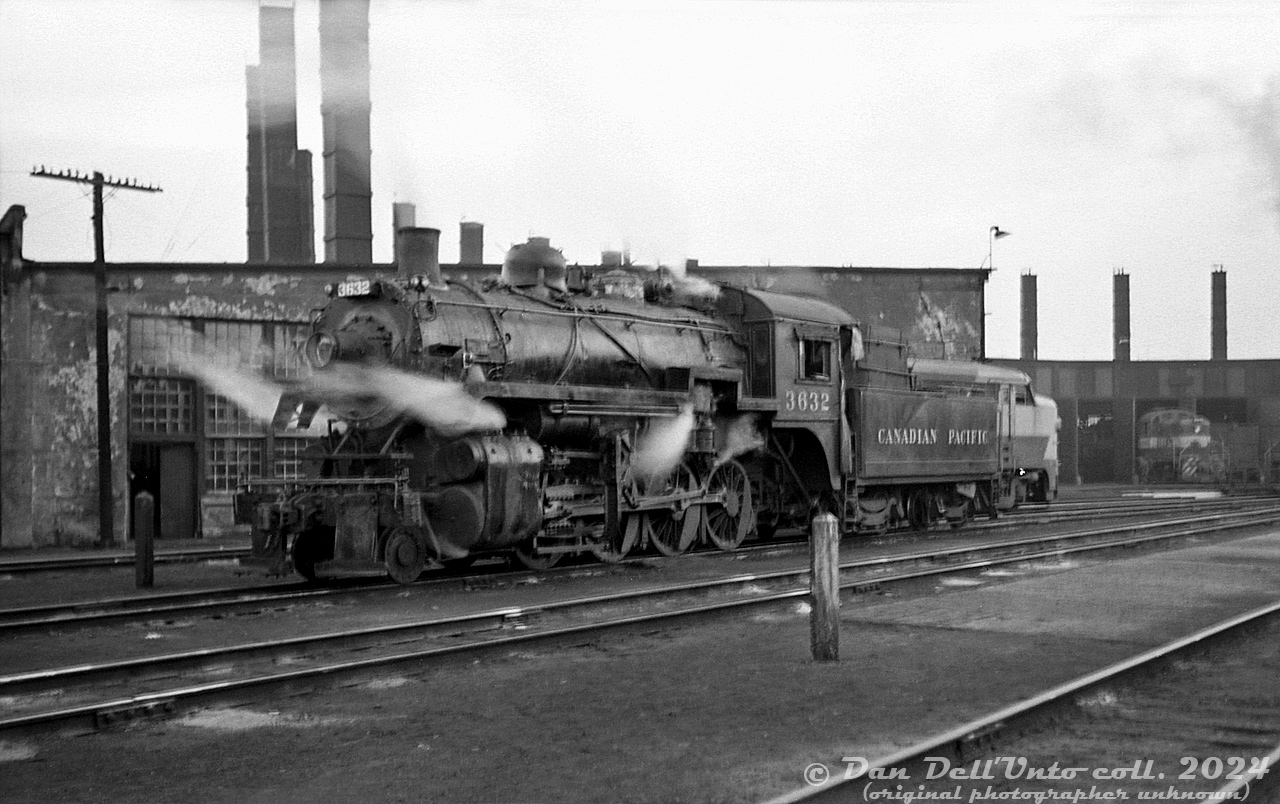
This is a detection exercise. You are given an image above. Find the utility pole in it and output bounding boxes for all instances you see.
[30,167,161,547]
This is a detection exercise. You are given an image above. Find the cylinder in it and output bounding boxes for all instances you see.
[1020,273,1038,361]
[1211,267,1227,360]
[1113,271,1130,362]
[396,227,443,286]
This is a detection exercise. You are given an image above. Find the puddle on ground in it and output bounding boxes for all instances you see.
[0,740,38,762]
[938,577,984,587]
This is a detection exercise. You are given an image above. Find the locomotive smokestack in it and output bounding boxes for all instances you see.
[1113,270,1130,362]
[1211,265,1227,360]
[1020,272,1038,360]
[397,227,442,287]
[460,222,484,266]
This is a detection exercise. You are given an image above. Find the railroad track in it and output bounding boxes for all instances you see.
[3,497,1277,635]
[0,491,1266,578]
[766,602,1280,803]
[3,503,1278,738]
[0,545,252,574]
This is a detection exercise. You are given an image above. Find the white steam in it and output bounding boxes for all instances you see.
[161,322,285,424]
[715,415,765,467]
[660,259,721,303]
[158,320,503,435]
[631,404,695,485]
[301,363,505,435]
[360,366,507,435]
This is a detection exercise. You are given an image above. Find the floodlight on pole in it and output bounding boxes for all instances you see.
[987,226,1011,271]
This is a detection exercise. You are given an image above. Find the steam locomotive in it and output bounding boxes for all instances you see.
[236,230,1024,583]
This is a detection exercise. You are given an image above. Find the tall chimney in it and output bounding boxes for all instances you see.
[246,64,264,262]
[320,0,373,264]
[1211,265,1227,360]
[460,222,484,266]
[391,203,415,265]
[1020,272,1038,360]
[247,3,314,263]
[1113,270,1131,362]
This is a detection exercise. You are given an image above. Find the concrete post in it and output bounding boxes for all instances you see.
[810,512,840,662]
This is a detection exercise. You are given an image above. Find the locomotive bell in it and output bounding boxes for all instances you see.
[502,237,567,292]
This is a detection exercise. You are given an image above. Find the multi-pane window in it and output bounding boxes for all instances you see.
[204,320,267,370]
[206,437,263,492]
[130,315,320,493]
[129,376,195,434]
[273,437,314,480]
[206,394,264,436]
[273,323,311,380]
[130,317,197,375]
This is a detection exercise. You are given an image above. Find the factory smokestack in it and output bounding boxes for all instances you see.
[1020,272,1038,360]
[320,0,373,264]
[246,2,314,263]
[460,222,484,266]
[1211,265,1227,360]
[391,203,415,265]
[1113,270,1131,362]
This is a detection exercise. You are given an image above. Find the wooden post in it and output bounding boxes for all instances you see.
[134,491,155,588]
[810,512,840,661]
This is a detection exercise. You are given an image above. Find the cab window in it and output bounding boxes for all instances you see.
[799,338,831,381]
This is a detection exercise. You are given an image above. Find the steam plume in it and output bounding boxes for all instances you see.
[361,366,507,435]
[160,321,285,424]
[715,415,765,466]
[303,364,505,435]
[631,404,695,485]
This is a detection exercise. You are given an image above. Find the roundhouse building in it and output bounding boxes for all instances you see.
[993,359,1280,486]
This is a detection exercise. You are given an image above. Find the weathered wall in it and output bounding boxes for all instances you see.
[2,262,365,547]
[694,266,988,359]
[1,257,987,548]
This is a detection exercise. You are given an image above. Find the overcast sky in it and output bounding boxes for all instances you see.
[3,0,1279,362]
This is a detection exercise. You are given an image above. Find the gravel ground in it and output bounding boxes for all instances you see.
[2,511,1278,803]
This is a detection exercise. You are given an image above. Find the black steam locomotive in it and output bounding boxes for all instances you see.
[236,231,1015,583]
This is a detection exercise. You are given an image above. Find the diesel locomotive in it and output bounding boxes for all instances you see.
[236,230,1023,583]
[910,358,1059,504]
[1136,408,1222,483]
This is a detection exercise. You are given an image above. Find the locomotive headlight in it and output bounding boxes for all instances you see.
[305,331,339,368]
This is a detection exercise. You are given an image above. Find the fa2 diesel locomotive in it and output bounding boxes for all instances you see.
[236,230,1021,583]
[910,358,1059,505]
